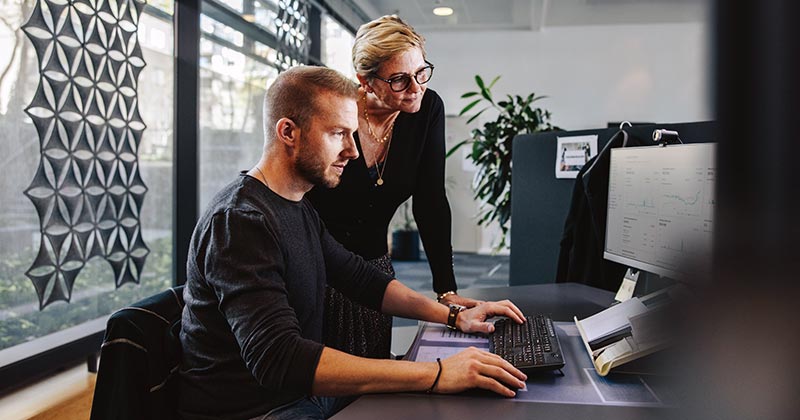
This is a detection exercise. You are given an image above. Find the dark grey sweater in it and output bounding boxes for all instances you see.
[178,174,393,420]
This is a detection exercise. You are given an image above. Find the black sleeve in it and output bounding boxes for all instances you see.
[320,221,393,310]
[411,92,458,294]
[204,210,323,393]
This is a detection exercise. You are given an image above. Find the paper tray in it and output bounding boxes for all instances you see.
[574,316,668,376]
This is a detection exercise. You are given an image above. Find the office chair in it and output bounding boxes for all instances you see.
[90,285,185,420]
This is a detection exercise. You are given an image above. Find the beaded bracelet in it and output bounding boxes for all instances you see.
[427,358,443,394]
[436,290,456,303]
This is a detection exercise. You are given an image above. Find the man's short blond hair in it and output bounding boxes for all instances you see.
[262,66,359,145]
[352,15,426,78]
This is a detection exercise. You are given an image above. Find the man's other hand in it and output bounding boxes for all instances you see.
[434,347,527,397]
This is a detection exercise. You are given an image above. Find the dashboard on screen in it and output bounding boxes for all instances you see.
[604,143,716,281]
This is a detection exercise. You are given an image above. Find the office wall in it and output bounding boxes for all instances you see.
[421,22,711,253]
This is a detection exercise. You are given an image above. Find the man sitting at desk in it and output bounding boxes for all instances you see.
[178,66,527,420]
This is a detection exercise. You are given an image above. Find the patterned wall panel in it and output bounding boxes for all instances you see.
[276,0,309,69]
[21,0,149,309]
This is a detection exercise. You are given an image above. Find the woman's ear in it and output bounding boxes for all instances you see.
[356,74,373,93]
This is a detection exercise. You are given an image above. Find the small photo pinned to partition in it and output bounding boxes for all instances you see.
[556,135,598,179]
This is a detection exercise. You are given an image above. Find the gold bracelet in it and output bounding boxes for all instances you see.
[436,290,456,303]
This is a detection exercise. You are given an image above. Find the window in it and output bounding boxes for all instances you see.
[0,0,357,389]
[197,0,312,208]
[198,7,280,210]
[321,14,356,80]
[0,1,174,369]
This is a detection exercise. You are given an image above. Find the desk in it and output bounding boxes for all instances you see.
[333,283,674,420]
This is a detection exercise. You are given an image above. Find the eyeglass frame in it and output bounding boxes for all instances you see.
[370,61,435,92]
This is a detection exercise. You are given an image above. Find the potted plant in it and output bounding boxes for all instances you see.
[391,200,420,261]
[447,75,561,250]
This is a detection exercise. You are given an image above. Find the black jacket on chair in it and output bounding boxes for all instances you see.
[555,130,649,291]
[90,286,185,420]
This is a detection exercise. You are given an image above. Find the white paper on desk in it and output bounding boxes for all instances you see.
[579,298,648,343]
[415,345,469,362]
[420,324,490,345]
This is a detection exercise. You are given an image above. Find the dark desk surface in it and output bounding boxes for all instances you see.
[332,283,674,420]
[458,282,615,321]
[333,393,672,420]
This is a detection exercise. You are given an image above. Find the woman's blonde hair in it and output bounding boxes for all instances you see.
[352,15,426,78]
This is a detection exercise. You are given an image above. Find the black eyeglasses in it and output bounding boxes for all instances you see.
[372,61,435,92]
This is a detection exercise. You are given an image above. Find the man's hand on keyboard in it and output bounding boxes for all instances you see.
[456,300,525,334]
[435,347,527,397]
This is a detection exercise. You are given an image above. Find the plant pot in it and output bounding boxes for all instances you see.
[391,230,420,261]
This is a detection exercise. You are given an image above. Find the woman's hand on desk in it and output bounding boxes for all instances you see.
[435,347,527,397]
[457,300,525,334]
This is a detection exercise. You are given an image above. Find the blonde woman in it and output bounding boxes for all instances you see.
[308,15,479,359]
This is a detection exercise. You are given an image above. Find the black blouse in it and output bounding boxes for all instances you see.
[308,89,457,294]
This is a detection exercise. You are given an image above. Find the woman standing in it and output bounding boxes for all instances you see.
[308,15,479,359]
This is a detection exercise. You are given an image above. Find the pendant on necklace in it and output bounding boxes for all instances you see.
[376,178,384,186]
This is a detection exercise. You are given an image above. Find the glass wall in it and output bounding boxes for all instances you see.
[0,0,356,385]
[321,14,355,80]
[0,0,174,358]
[198,6,279,211]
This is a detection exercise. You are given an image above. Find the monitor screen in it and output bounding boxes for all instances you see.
[604,143,716,280]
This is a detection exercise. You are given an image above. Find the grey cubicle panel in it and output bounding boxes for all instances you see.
[509,128,615,285]
[509,122,717,286]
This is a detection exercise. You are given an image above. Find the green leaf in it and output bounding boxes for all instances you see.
[461,91,479,98]
[480,86,493,104]
[446,139,471,158]
[487,75,501,89]
[459,99,482,116]
[465,108,487,124]
[531,95,549,103]
[475,75,486,90]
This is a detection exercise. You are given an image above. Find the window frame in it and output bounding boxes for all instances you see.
[0,0,357,394]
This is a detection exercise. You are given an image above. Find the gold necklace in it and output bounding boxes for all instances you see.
[374,133,393,186]
[363,93,396,144]
[254,165,269,187]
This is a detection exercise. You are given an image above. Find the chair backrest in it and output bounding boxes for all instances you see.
[90,286,185,420]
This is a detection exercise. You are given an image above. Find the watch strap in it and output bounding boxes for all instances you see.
[446,304,465,330]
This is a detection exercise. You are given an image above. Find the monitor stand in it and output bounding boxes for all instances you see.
[614,269,640,302]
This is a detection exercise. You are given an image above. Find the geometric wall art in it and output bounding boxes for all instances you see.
[275,0,309,69]
[21,0,149,309]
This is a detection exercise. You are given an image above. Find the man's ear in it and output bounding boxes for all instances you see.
[275,117,300,147]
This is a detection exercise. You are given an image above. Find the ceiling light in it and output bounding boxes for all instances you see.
[433,7,453,17]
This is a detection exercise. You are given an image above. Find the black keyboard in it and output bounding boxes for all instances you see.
[489,314,565,374]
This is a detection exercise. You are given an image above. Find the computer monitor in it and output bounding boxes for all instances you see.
[604,143,716,281]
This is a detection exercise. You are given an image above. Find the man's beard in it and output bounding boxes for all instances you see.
[296,146,340,188]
